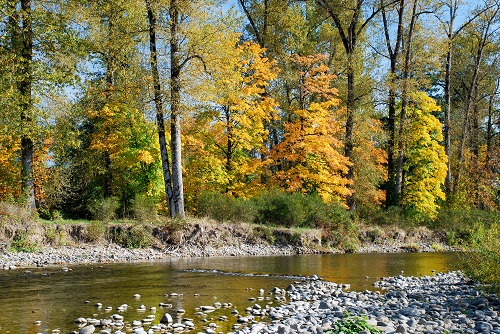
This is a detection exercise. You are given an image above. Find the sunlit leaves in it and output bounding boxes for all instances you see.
[270,54,351,204]
[400,92,447,219]
[184,41,278,198]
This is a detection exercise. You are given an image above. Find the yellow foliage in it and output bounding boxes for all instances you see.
[270,54,351,204]
[0,134,21,200]
[184,41,278,198]
[401,92,447,218]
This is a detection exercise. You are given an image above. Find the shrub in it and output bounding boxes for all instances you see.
[252,191,341,228]
[88,197,120,221]
[44,223,69,246]
[325,314,381,334]
[132,195,159,222]
[84,220,107,242]
[112,224,155,248]
[461,222,500,290]
[433,207,500,245]
[8,229,39,252]
[194,192,256,223]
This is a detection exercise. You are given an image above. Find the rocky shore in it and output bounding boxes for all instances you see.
[236,271,500,334]
[0,240,451,269]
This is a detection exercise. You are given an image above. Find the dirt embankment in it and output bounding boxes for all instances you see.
[0,216,451,269]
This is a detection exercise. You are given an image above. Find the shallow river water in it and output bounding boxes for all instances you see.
[0,252,460,333]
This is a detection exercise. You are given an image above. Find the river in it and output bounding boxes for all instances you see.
[0,252,460,333]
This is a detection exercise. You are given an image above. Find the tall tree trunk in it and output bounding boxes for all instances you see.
[395,0,418,201]
[454,19,492,192]
[317,0,386,210]
[146,0,175,216]
[169,0,185,218]
[19,0,36,210]
[443,43,452,195]
[485,79,499,167]
[382,0,404,207]
[345,61,356,210]
[442,0,494,196]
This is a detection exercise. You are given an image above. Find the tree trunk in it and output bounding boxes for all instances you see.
[345,63,356,210]
[486,79,499,167]
[395,0,418,201]
[169,0,185,218]
[382,0,404,207]
[146,0,175,216]
[19,0,36,210]
[454,25,489,192]
[443,44,452,195]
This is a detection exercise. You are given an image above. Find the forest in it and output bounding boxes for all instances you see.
[1,0,500,225]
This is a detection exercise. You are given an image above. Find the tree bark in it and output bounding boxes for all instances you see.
[169,0,185,218]
[382,0,404,207]
[146,0,175,216]
[395,0,418,201]
[19,0,36,210]
[453,9,496,192]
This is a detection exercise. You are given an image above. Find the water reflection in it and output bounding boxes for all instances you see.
[0,252,459,333]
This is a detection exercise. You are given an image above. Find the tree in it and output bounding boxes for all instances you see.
[146,0,175,216]
[400,92,447,219]
[315,0,387,209]
[1,0,79,210]
[185,41,278,197]
[452,3,500,195]
[270,54,351,203]
[435,0,491,196]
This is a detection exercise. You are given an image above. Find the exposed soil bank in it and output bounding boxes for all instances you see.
[0,219,451,269]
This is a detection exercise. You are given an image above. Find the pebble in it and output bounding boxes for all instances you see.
[235,271,500,334]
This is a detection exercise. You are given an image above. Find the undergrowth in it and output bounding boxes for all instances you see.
[325,314,381,334]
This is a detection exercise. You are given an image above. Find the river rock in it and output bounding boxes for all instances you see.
[160,313,173,324]
[78,325,95,334]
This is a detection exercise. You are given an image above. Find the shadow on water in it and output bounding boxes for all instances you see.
[0,252,460,333]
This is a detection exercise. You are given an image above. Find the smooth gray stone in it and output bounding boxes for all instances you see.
[160,313,173,324]
[78,325,95,334]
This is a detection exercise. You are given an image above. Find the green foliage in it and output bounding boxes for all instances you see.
[112,224,155,249]
[461,222,500,290]
[84,220,107,243]
[88,197,120,221]
[43,223,68,246]
[193,192,257,223]
[325,314,381,334]
[132,195,159,222]
[253,191,343,228]
[253,225,276,244]
[8,230,39,252]
[432,207,500,245]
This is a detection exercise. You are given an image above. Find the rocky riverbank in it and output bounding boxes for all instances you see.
[0,239,453,270]
[236,271,500,334]
[0,218,452,269]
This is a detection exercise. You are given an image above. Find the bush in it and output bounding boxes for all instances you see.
[461,222,500,290]
[8,229,39,252]
[433,207,500,245]
[84,220,107,242]
[88,197,120,221]
[194,192,256,223]
[132,195,159,222]
[252,191,343,228]
[112,224,155,248]
[326,314,381,334]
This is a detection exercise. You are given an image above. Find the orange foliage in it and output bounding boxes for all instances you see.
[270,54,351,204]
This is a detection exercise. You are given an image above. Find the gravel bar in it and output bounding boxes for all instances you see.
[235,271,500,334]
